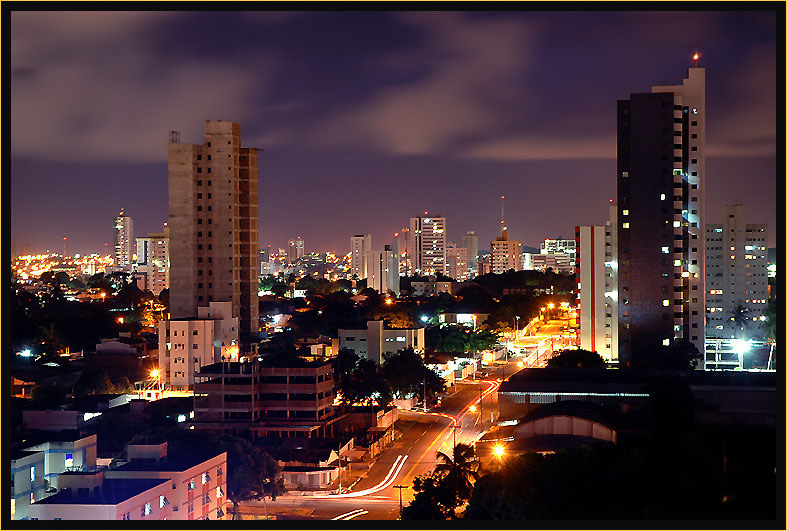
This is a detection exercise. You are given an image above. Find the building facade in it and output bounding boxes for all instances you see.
[408,214,447,275]
[368,246,400,295]
[168,121,259,350]
[350,234,372,279]
[446,243,469,281]
[135,227,170,295]
[576,225,613,361]
[287,237,305,263]
[617,65,706,366]
[462,231,479,273]
[113,210,134,271]
[338,321,425,365]
[158,301,239,390]
[490,228,523,274]
[705,204,768,338]
[193,359,339,439]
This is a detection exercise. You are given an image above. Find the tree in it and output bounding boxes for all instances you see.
[37,323,65,357]
[332,348,390,406]
[658,339,701,370]
[73,367,114,396]
[401,474,456,520]
[433,443,480,517]
[763,299,776,342]
[547,348,606,369]
[381,347,445,401]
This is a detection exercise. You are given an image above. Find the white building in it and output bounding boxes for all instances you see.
[350,234,372,279]
[11,449,46,520]
[113,210,134,270]
[338,321,425,365]
[526,253,573,274]
[446,243,469,281]
[408,214,447,275]
[490,227,523,274]
[540,238,576,257]
[158,301,239,390]
[135,227,170,296]
[576,225,615,361]
[705,204,768,339]
[410,280,453,297]
[604,205,620,363]
[368,246,400,296]
[105,442,228,521]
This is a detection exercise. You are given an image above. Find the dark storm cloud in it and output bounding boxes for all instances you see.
[9,9,778,253]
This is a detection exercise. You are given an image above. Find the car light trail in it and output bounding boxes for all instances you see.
[331,509,367,520]
[315,454,409,499]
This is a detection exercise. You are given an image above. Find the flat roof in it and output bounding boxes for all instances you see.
[32,478,169,505]
[111,451,223,473]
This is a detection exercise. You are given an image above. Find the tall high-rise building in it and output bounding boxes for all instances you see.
[490,226,522,274]
[391,230,407,276]
[705,204,768,338]
[350,234,372,279]
[408,214,447,275]
[287,237,304,263]
[446,243,469,281]
[617,62,706,366]
[168,121,259,349]
[604,204,620,363]
[368,246,400,296]
[462,230,479,271]
[576,224,620,363]
[135,226,170,296]
[113,210,134,270]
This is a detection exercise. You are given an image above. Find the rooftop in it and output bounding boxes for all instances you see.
[32,478,169,505]
[111,451,224,473]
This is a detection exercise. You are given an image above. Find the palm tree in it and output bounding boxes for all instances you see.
[763,300,777,343]
[433,443,480,517]
[728,304,750,338]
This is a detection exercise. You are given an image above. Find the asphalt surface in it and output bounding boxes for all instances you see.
[239,317,574,520]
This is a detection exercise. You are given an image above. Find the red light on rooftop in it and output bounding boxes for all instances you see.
[693,52,700,61]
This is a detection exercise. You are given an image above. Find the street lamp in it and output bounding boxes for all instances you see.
[493,445,505,458]
[150,368,161,398]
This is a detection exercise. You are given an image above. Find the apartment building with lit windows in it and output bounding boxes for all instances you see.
[408,214,447,275]
[446,243,469,281]
[350,234,372,279]
[617,63,706,366]
[705,204,768,338]
[135,226,170,295]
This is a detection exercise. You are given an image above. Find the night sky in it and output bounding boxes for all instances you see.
[9,9,779,256]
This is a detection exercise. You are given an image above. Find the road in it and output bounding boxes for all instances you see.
[240,379,499,520]
[239,317,572,520]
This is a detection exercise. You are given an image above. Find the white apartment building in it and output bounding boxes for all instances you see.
[446,243,469,281]
[526,253,573,274]
[106,443,228,521]
[338,320,425,365]
[541,238,576,257]
[158,301,239,390]
[350,234,372,279]
[113,210,134,270]
[490,228,523,274]
[11,449,46,520]
[135,227,170,296]
[705,204,768,339]
[577,225,618,362]
[408,214,447,275]
[368,246,400,295]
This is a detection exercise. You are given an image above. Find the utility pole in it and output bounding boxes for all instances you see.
[393,485,406,517]
[423,378,427,410]
[479,386,483,428]
[338,442,342,494]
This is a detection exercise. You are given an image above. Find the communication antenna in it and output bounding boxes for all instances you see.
[500,195,505,229]
[169,130,181,144]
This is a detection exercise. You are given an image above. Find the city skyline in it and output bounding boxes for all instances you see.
[9,10,778,255]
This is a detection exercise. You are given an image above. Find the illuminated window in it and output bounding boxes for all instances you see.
[660,194,666,200]
[65,453,73,468]
[661,247,669,254]
[622,209,629,216]
[673,221,681,228]
[673,259,681,267]
[622,222,630,229]
[662,299,670,307]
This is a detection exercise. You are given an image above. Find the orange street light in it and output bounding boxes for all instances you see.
[493,445,505,458]
[150,369,160,378]
[117,316,124,324]
[469,405,477,413]
[385,298,393,305]
[547,303,555,309]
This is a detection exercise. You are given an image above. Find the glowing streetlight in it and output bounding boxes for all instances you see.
[547,303,555,309]
[493,445,505,458]
[469,405,477,413]
[117,316,124,324]
[517,361,524,368]
[385,298,393,305]
[150,369,160,378]
[421,315,429,323]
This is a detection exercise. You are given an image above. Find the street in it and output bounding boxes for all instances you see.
[240,316,573,520]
